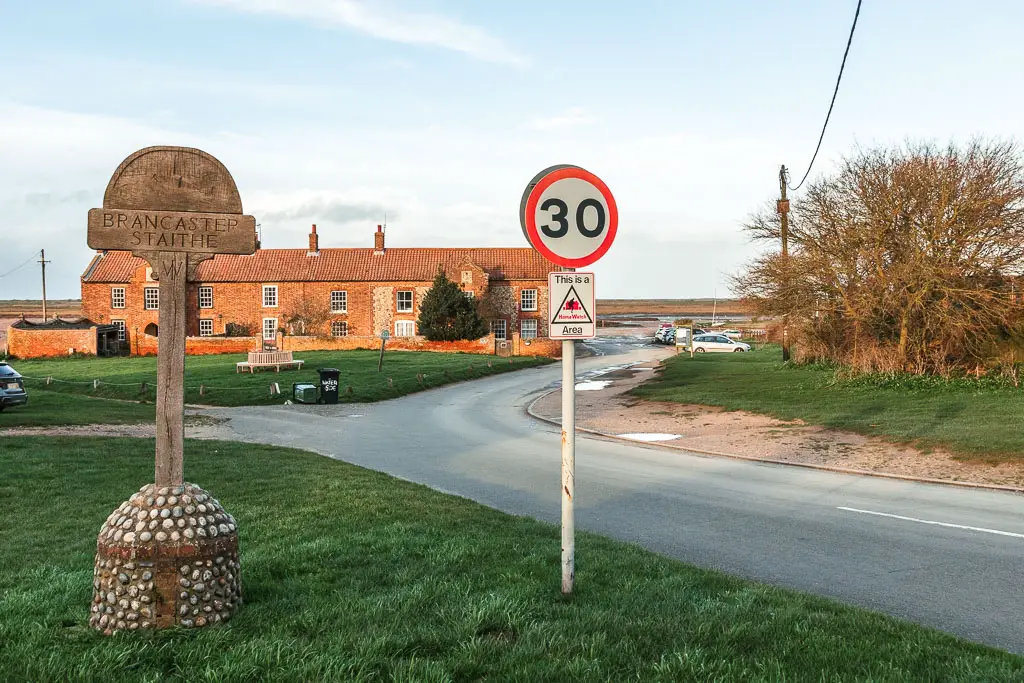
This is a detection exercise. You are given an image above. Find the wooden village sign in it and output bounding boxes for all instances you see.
[87,147,256,634]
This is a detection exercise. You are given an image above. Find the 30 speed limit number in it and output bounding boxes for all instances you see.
[520,165,618,269]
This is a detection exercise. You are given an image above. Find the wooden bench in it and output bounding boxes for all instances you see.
[235,351,305,373]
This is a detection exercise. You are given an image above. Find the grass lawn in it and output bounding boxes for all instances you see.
[1,437,1021,681]
[633,346,1024,462]
[0,390,154,428]
[7,350,549,408]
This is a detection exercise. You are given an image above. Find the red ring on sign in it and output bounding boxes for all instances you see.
[524,166,618,268]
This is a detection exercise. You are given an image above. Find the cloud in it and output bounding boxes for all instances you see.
[190,0,527,66]
[260,198,390,224]
[24,190,92,207]
[526,107,594,132]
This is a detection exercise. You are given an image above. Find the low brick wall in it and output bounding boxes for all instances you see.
[281,335,496,354]
[280,334,561,357]
[132,335,259,356]
[7,327,561,359]
[511,335,562,358]
[7,326,98,358]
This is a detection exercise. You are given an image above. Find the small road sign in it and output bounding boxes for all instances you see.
[380,329,390,340]
[548,272,595,339]
[520,165,617,268]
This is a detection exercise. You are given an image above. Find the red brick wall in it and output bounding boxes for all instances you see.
[511,334,562,358]
[282,334,496,354]
[132,335,259,356]
[7,326,98,358]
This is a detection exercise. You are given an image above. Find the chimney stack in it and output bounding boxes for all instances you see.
[374,224,385,255]
[308,224,319,255]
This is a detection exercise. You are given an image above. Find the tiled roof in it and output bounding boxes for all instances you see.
[12,318,98,330]
[82,248,556,283]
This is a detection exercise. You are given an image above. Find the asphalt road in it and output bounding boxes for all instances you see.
[206,340,1024,654]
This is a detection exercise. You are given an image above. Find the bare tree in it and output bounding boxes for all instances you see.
[734,139,1024,374]
[283,295,333,337]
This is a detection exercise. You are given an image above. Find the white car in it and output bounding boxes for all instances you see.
[721,329,743,339]
[692,334,751,353]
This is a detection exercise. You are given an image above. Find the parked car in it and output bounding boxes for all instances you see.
[653,327,675,344]
[721,329,743,340]
[691,334,751,353]
[0,362,28,411]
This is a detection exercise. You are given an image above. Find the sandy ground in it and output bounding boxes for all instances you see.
[532,361,1024,490]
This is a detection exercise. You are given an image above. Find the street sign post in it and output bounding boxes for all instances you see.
[86,146,253,634]
[378,329,390,372]
[520,165,617,595]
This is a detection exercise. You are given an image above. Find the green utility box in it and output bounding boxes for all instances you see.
[292,383,318,404]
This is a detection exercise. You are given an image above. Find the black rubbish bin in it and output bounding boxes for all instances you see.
[318,368,340,404]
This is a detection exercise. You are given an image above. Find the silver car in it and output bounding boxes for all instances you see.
[692,334,751,353]
[0,362,27,411]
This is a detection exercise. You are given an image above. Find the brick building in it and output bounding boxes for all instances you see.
[79,225,559,356]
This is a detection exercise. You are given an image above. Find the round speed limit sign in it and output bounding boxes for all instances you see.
[520,165,618,268]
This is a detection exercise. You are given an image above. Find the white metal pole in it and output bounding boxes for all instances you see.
[561,334,576,594]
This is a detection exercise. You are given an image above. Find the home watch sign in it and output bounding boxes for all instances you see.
[86,147,255,634]
[549,272,595,340]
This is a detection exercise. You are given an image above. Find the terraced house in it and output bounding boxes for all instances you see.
[78,224,560,357]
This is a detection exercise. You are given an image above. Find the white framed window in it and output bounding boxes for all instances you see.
[144,287,159,310]
[461,270,473,285]
[464,291,475,299]
[262,318,277,341]
[198,286,213,309]
[396,290,413,313]
[331,290,347,313]
[262,285,278,307]
[395,320,416,337]
[112,319,126,342]
[491,319,507,341]
[520,289,538,312]
[521,319,538,339]
[111,287,126,309]
[331,321,348,337]
[199,319,214,337]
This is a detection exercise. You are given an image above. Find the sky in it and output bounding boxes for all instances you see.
[2,0,1024,300]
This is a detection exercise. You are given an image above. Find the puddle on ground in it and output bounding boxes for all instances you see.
[617,433,681,442]
[576,380,613,391]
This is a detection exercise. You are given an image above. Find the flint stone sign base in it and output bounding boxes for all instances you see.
[90,482,241,634]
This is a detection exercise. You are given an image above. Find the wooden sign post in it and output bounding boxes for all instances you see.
[87,147,256,635]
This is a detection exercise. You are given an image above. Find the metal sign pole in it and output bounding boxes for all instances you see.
[561,334,576,594]
[561,266,577,595]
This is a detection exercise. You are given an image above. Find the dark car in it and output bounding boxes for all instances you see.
[0,362,27,411]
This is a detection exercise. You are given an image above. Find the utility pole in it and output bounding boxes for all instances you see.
[38,249,51,322]
[778,166,791,362]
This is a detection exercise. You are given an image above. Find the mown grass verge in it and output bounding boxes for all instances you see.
[633,346,1024,462]
[6,350,549,409]
[1,436,1020,681]
[0,390,155,428]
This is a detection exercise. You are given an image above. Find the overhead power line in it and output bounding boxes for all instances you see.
[0,250,42,279]
[788,0,863,192]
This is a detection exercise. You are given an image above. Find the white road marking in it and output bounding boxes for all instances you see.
[838,507,1024,539]
[617,433,681,442]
